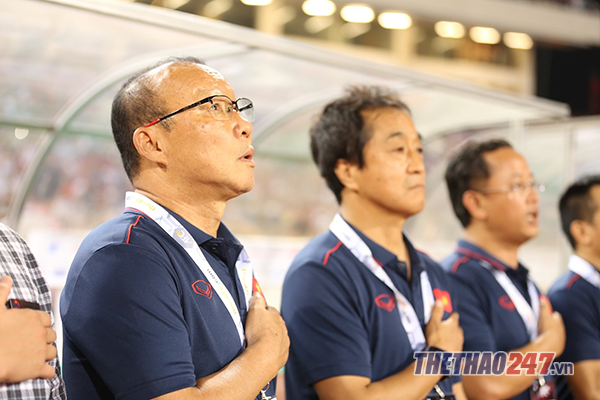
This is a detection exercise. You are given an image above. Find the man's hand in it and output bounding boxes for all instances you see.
[425,301,463,352]
[0,276,56,383]
[245,292,289,371]
[537,296,566,356]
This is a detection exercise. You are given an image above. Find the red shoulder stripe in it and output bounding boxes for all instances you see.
[566,274,581,289]
[451,255,470,274]
[126,215,144,244]
[323,241,343,266]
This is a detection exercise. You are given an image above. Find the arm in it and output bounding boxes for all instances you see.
[567,361,600,400]
[0,276,56,383]
[462,296,565,400]
[152,293,289,400]
[62,244,288,400]
[452,382,467,400]
[313,301,464,400]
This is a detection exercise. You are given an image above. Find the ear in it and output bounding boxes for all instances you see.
[462,190,488,222]
[132,127,168,168]
[570,220,592,247]
[333,159,360,193]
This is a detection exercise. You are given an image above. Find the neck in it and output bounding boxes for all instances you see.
[134,186,225,237]
[575,249,600,272]
[464,226,521,269]
[339,199,409,262]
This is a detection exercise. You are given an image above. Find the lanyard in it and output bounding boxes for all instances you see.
[329,214,434,351]
[125,191,252,346]
[568,255,600,287]
[462,251,539,341]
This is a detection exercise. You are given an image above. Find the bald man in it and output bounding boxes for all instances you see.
[60,56,289,400]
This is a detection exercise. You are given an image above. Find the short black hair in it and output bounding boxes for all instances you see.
[445,139,513,227]
[111,56,205,182]
[309,86,411,204]
[559,175,600,248]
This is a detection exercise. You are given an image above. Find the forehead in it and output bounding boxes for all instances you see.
[361,107,419,141]
[147,62,234,105]
[482,147,531,181]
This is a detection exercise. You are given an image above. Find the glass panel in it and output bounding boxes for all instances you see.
[0,126,46,218]
[1,0,213,124]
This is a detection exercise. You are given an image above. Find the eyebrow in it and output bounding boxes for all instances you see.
[386,131,423,141]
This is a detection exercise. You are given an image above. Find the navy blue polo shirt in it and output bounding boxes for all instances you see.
[440,239,541,400]
[281,222,459,400]
[60,208,276,400]
[548,259,600,400]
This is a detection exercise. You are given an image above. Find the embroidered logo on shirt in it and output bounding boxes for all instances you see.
[498,295,515,311]
[192,280,213,299]
[433,288,453,313]
[375,294,396,312]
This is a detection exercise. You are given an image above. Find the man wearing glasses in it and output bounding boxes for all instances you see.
[60,56,289,400]
[440,139,566,400]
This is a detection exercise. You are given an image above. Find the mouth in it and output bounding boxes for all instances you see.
[240,146,255,166]
[526,210,539,224]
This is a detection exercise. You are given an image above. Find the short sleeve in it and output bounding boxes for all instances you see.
[449,275,497,352]
[62,244,197,400]
[550,289,600,363]
[282,261,372,384]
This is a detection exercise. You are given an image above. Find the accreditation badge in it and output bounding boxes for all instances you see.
[530,377,556,400]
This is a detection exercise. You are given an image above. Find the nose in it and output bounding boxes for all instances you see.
[407,147,425,174]
[235,114,253,140]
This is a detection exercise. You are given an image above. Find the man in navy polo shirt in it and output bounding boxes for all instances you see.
[549,175,600,400]
[60,56,289,400]
[441,139,565,400]
[281,86,466,400]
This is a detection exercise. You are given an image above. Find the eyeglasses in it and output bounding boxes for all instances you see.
[473,180,546,197]
[144,94,254,127]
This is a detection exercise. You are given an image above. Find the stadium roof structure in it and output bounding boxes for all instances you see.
[2,0,570,226]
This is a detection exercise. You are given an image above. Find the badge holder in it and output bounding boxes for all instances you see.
[260,382,277,400]
[530,376,556,400]
[426,384,456,400]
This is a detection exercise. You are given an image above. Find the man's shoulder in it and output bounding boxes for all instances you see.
[289,231,346,269]
[548,270,591,303]
[439,251,482,277]
[78,212,166,254]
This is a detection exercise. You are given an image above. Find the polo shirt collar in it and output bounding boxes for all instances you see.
[157,207,242,251]
[344,217,425,274]
[456,239,530,278]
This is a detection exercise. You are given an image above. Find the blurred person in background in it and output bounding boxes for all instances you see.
[281,86,466,400]
[0,222,66,399]
[549,175,600,400]
[441,139,565,400]
[60,56,289,400]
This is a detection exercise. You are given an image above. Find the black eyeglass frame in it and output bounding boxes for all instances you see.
[144,94,254,127]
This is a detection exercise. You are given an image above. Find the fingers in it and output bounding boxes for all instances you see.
[36,310,52,328]
[45,327,57,345]
[249,291,267,310]
[0,276,13,308]
[447,312,460,325]
[430,300,445,323]
[39,364,55,380]
[45,344,57,362]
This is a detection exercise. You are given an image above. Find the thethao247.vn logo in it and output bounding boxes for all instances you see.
[414,351,574,376]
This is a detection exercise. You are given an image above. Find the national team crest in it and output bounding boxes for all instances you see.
[433,288,453,313]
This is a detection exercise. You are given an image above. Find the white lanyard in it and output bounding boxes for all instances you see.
[125,192,252,346]
[568,255,600,288]
[329,214,434,351]
[473,258,540,341]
